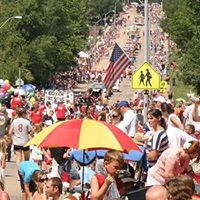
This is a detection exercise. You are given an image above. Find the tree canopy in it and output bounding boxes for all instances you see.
[0,0,89,86]
[162,0,200,94]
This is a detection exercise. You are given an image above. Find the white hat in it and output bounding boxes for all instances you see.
[154,96,166,103]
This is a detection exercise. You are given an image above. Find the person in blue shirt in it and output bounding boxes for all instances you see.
[18,161,40,200]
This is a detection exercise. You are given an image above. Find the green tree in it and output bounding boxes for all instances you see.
[162,0,200,94]
[0,0,89,86]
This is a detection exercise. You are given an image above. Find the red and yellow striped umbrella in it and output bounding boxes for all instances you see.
[25,119,141,152]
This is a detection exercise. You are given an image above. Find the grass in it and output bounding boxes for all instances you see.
[169,71,195,101]
[171,81,194,101]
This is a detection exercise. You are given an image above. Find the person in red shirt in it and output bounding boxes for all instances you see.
[55,102,67,121]
[10,93,22,109]
[30,104,43,124]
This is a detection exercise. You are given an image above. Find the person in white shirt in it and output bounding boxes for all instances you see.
[109,109,127,134]
[161,102,184,130]
[117,100,137,138]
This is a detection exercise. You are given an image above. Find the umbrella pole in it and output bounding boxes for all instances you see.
[81,150,85,196]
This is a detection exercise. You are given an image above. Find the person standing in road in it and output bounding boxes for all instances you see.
[117,101,137,138]
[8,108,32,166]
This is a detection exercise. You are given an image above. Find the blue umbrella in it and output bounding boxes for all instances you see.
[96,147,145,162]
[22,84,36,92]
[70,150,96,166]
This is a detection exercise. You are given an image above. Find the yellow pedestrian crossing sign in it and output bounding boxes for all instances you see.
[160,81,168,89]
[159,80,168,93]
[132,62,160,90]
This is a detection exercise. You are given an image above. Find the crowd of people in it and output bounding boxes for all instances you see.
[0,2,199,200]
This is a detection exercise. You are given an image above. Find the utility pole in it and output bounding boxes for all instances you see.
[143,0,149,123]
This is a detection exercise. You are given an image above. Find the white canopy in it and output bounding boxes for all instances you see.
[78,51,89,58]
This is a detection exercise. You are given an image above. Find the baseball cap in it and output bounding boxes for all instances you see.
[154,96,166,103]
[117,100,129,108]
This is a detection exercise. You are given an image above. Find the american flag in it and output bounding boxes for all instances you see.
[103,43,132,89]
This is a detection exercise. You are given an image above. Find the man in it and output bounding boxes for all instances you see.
[45,177,67,200]
[117,100,137,138]
[146,185,168,200]
[18,161,40,200]
[55,102,67,121]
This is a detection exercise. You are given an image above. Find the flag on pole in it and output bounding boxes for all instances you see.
[103,43,132,89]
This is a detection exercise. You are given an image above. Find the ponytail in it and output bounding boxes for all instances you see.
[160,117,167,130]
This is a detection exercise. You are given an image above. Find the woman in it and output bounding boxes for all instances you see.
[192,98,200,134]
[32,170,48,200]
[109,109,126,134]
[161,102,184,130]
[8,108,32,166]
[145,109,168,167]
[146,140,199,186]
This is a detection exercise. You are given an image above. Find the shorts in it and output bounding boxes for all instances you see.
[14,145,29,152]
[18,171,36,193]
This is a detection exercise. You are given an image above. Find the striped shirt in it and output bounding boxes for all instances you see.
[146,129,168,167]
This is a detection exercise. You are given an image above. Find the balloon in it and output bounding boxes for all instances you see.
[4,79,10,84]
[28,92,34,98]
[3,84,11,91]
[0,92,5,99]
[0,79,4,86]
[30,97,35,105]
[7,89,13,94]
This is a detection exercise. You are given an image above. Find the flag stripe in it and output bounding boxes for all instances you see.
[103,43,131,89]
[108,60,131,89]
[103,53,126,85]
[107,56,131,89]
[104,54,127,87]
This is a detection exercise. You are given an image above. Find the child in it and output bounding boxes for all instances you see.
[0,139,6,184]
[185,124,196,138]
[91,150,124,200]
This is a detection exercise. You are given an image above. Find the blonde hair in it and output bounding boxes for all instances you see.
[104,150,124,166]
[0,139,6,153]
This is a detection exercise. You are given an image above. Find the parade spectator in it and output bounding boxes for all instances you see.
[32,170,48,200]
[165,178,192,200]
[185,124,196,138]
[146,141,199,186]
[0,139,6,184]
[42,110,54,126]
[0,107,9,138]
[0,181,10,200]
[18,161,40,200]
[146,109,168,167]
[145,185,168,200]
[110,109,127,133]
[91,150,124,200]
[55,102,67,121]
[45,177,67,199]
[10,93,22,110]
[8,108,32,166]
[161,102,184,130]
[30,104,43,125]
[154,96,166,110]
[117,100,137,138]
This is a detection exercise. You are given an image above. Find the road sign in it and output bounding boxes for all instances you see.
[132,62,160,90]
[15,78,24,86]
[159,80,167,93]
[160,80,168,89]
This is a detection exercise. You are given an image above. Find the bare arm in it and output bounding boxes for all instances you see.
[147,150,159,161]
[8,125,13,135]
[91,175,113,200]
[171,116,184,130]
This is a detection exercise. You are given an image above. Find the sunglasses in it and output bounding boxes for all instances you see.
[111,115,119,118]
[39,177,48,182]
